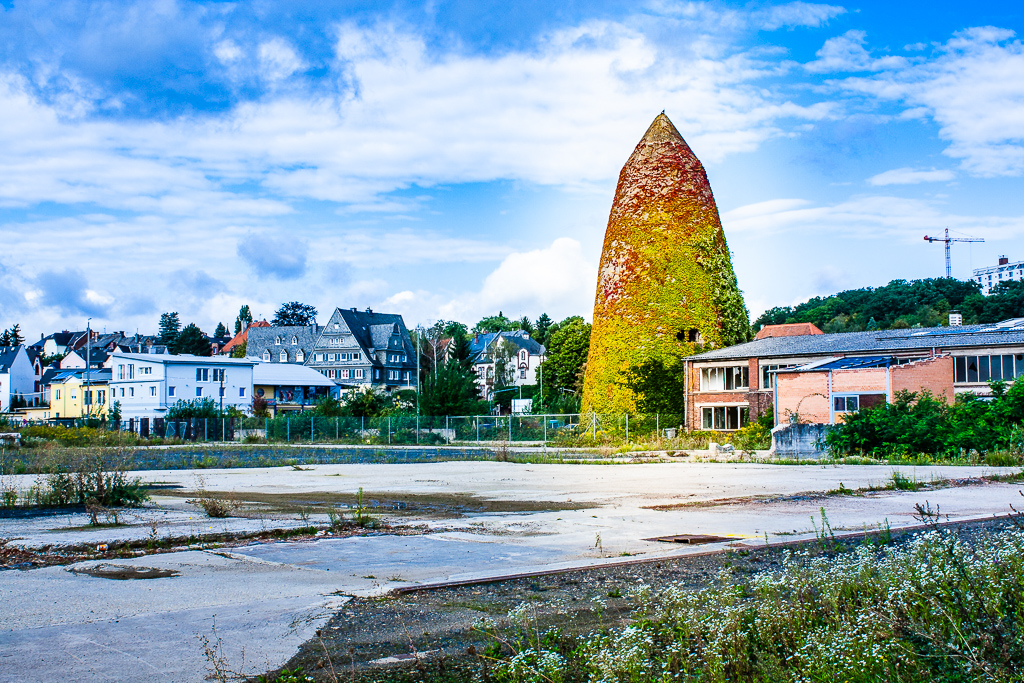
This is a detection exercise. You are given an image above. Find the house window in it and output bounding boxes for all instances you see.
[211,369,224,382]
[341,369,350,379]
[219,387,226,397]
[129,387,134,397]
[280,351,288,362]
[275,337,281,345]
[833,395,860,413]
[56,389,61,400]
[296,350,304,362]
[263,351,271,361]
[128,364,134,379]
[169,386,176,397]
[355,369,364,379]
[196,387,203,397]
[404,371,410,382]
[239,387,245,397]
[520,370,526,379]
[701,406,749,430]
[117,365,125,379]
[196,368,209,382]
[292,336,298,345]
[120,388,125,397]
[97,390,105,403]
[700,367,749,391]
[150,386,156,397]
[327,369,335,378]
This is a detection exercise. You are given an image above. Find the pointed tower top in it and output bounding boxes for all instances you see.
[640,112,685,146]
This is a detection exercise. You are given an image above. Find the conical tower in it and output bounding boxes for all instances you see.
[581,113,749,414]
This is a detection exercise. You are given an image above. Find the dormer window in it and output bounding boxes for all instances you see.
[275,337,281,345]
[296,350,305,362]
[291,336,298,345]
[279,351,287,362]
[263,351,271,362]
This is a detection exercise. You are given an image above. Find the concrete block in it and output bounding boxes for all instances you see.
[770,422,832,459]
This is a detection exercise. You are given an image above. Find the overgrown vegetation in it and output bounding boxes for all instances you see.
[826,380,1024,458]
[2,449,148,508]
[478,523,1024,683]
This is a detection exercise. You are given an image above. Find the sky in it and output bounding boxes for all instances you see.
[1,0,1023,339]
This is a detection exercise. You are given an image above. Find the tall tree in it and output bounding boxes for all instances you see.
[234,305,253,334]
[420,357,481,416]
[171,323,211,356]
[158,312,181,345]
[535,313,553,345]
[7,324,23,346]
[540,317,590,393]
[518,316,535,336]
[0,329,10,347]
[214,322,228,337]
[273,302,317,326]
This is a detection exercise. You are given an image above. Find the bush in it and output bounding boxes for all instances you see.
[27,450,148,507]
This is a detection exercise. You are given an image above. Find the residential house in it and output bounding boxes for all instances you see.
[684,317,1024,432]
[309,308,416,390]
[253,363,336,416]
[59,347,112,370]
[29,369,111,421]
[974,256,1024,295]
[247,324,321,366]
[220,320,270,356]
[468,331,546,401]
[29,331,87,358]
[109,352,255,421]
[0,346,36,412]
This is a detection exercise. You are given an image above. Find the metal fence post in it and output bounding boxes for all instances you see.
[311,415,314,443]
[336,416,339,440]
[543,415,547,449]
[592,413,597,440]
[508,415,512,442]
[388,416,392,444]
[204,418,207,441]
[625,414,629,444]
[476,416,479,443]
[361,415,364,442]
[265,417,268,441]
[287,416,290,442]
[656,413,659,440]
[416,415,419,444]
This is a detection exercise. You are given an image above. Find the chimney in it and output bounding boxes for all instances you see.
[999,255,1009,265]
[366,307,373,313]
[949,310,963,327]
[351,307,357,311]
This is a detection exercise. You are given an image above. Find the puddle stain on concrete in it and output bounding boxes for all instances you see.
[69,564,181,580]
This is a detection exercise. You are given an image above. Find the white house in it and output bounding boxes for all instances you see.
[467,331,546,400]
[0,346,37,412]
[109,353,255,420]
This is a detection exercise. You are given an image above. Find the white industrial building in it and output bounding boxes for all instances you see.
[974,256,1024,295]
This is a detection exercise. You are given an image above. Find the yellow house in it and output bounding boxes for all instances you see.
[31,369,111,420]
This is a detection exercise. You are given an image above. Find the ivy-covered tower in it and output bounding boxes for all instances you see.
[581,113,749,414]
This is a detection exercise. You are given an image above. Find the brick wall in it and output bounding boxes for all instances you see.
[832,368,887,393]
[892,355,954,404]
[776,371,830,424]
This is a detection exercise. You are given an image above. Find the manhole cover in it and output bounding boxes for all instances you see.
[70,564,180,580]
[643,534,732,544]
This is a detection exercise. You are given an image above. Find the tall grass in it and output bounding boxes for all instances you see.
[489,525,1024,682]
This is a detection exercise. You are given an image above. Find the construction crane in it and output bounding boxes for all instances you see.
[924,228,984,278]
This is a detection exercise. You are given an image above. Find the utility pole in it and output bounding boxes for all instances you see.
[924,228,984,278]
[415,325,422,416]
[84,318,91,419]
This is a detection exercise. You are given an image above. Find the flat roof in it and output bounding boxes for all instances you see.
[252,361,336,387]
[111,352,255,366]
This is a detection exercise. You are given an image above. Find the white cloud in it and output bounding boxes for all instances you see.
[258,39,304,83]
[836,27,1024,176]
[805,30,908,73]
[433,237,597,325]
[867,167,955,185]
[723,194,1024,241]
[757,2,846,31]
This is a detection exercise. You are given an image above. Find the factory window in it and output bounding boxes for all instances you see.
[701,405,748,430]
[833,395,859,413]
[700,366,748,391]
[956,354,1022,383]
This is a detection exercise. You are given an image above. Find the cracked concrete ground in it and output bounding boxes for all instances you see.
[1,461,1021,682]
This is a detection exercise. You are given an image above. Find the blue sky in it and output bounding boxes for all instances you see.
[1,0,1023,338]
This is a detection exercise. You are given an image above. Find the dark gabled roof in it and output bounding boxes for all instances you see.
[687,320,1024,362]
[247,325,321,363]
[0,346,20,373]
[32,331,85,349]
[329,308,416,365]
[469,331,544,361]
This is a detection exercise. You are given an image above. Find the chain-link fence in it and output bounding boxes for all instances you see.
[101,412,698,446]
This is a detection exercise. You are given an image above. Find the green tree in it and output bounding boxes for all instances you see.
[109,400,122,422]
[214,322,228,337]
[171,323,211,356]
[166,397,221,419]
[7,324,23,346]
[340,386,393,417]
[273,302,317,326]
[490,338,518,410]
[420,357,481,415]
[518,316,535,336]
[0,329,10,347]
[535,313,553,346]
[234,305,253,334]
[229,340,247,358]
[158,312,181,345]
[541,317,590,393]
[473,312,517,333]
[623,357,688,414]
